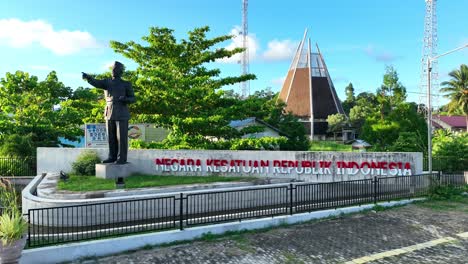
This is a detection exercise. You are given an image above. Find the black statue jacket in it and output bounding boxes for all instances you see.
[86,77,135,120]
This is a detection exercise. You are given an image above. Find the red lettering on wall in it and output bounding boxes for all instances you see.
[404,162,411,169]
[301,161,312,168]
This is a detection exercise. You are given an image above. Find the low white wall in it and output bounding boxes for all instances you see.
[37,148,423,181]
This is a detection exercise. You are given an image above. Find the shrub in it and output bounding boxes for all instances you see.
[0,178,27,245]
[0,134,35,157]
[0,213,28,245]
[428,185,464,200]
[72,150,101,176]
[432,130,468,172]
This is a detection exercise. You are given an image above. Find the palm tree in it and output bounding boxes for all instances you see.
[440,64,468,132]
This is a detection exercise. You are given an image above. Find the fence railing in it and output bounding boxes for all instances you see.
[0,156,36,176]
[25,173,466,248]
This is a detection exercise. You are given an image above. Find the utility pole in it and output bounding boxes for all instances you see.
[241,0,250,98]
[420,0,438,172]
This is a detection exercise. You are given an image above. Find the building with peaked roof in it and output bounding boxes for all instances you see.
[278,29,345,140]
[229,117,287,138]
[432,115,467,132]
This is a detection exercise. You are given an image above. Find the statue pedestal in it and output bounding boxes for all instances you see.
[96,163,134,179]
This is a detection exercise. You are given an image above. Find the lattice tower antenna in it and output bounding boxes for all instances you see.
[241,0,250,98]
[419,0,439,115]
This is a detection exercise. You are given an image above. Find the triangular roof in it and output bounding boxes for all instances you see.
[278,29,344,120]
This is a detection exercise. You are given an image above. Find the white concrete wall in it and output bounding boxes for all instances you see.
[37,148,423,181]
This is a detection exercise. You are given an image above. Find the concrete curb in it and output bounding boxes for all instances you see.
[20,198,423,264]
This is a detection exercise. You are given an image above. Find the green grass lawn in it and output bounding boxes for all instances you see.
[309,141,352,151]
[57,175,257,192]
[416,196,468,213]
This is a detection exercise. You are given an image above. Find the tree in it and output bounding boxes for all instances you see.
[327,113,348,140]
[359,67,427,151]
[345,83,355,102]
[0,71,83,155]
[440,64,468,131]
[432,130,468,172]
[376,66,407,120]
[389,132,426,153]
[342,83,355,114]
[349,92,378,134]
[109,26,255,145]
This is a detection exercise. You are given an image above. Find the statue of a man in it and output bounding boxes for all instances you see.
[82,61,135,164]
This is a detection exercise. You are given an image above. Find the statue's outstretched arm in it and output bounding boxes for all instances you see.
[82,72,107,90]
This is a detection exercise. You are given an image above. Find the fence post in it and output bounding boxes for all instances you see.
[27,210,31,247]
[179,193,184,230]
[289,184,293,215]
[373,176,378,204]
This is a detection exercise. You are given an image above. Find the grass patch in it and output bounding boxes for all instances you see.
[415,195,468,212]
[58,175,257,192]
[309,141,352,151]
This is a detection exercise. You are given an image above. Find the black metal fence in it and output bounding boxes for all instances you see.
[0,156,36,176]
[25,173,466,248]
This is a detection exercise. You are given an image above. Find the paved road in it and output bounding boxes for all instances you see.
[71,198,468,264]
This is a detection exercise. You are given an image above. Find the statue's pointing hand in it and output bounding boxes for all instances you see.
[82,72,89,80]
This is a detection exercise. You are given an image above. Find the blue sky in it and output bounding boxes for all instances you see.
[0,0,466,108]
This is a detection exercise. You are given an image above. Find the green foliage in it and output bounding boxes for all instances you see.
[327,113,348,133]
[342,82,355,114]
[0,179,20,215]
[440,64,468,125]
[239,125,265,136]
[230,137,288,150]
[389,132,426,153]
[0,71,84,154]
[71,150,101,176]
[277,113,309,150]
[428,184,464,200]
[0,213,28,245]
[376,66,407,120]
[309,141,352,151]
[0,157,35,177]
[432,130,468,172]
[361,118,400,151]
[349,92,378,133]
[0,178,27,245]
[110,26,255,142]
[131,136,289,151]
[0,134,34,157]
[358,67,426,151]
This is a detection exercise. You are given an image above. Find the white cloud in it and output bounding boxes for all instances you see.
[216,26,259,64]
[262,39,298,62]
[0,18,100,55]
[271,76,286,86]
[364,44,400,62]
[30,65,52,71]
[102,61,115,70]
